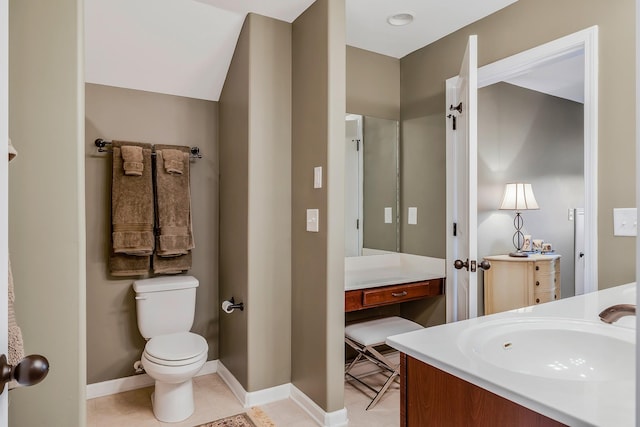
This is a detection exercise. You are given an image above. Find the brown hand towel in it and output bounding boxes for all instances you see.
[154,145,194,257]
[121,145,144,176]
[110,141,154,276]
[162,149,184,175]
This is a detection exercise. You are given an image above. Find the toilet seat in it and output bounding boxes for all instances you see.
[144,332,207,367]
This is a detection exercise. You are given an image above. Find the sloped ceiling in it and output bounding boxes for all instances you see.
[85,0,519,101]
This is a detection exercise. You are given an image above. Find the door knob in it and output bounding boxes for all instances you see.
[0,354,49,394]
[478,260,491,270]
[454,259,469,271]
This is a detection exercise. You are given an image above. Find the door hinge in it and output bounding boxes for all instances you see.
[356,139,360,151]
[453,222,457,236]
[356,219,360,230]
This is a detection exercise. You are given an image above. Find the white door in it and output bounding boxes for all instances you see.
[0,0,10,422]
[344,115,363,257]
[446,35,480,322]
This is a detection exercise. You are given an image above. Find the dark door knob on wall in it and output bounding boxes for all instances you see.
[0,354,49,394]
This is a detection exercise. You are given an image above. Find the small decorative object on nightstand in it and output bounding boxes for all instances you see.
[483,254,561,315]
[499,183,539,257]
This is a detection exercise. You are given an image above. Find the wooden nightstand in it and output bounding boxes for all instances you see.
[483,254,561,315]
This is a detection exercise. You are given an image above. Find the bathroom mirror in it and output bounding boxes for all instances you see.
[344,114,399,256]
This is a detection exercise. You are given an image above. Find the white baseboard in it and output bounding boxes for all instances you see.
[216,361,291,408]
[86,359,218,400]
[87,359,348,427]
[290,384,349,427]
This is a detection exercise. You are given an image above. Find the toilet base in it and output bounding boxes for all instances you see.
[151,379,195,423]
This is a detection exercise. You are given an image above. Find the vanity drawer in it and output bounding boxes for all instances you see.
[345,279,444,312]
[362,281,441,307]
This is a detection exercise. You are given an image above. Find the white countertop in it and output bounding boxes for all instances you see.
[387,283,636,427]
[344,253,445,291]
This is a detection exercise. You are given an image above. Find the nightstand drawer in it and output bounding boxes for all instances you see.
[534,261,556,275]
[533,290,556,305]
[533,275,554,291]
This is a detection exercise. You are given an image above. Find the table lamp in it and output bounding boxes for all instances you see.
[499,183,539,257]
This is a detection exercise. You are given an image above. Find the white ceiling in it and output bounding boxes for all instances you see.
[85,0,521,101]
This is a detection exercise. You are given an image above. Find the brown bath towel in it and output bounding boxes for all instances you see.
[110,140,154,276]
[153,144,193,273]
[152,251,192,275]
[154,145,194,256]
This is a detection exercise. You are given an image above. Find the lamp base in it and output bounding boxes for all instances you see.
[509,251,529,258]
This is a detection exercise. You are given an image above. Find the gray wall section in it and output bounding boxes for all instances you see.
[400,0,635,291]
[346,46,400,121]
[84,84,219,384]
[292,0,345,412]
[219,13,292,392]
[477,83,584,303]
[8,0,86,425]
[219,16,251,388]
[246,14,292,392]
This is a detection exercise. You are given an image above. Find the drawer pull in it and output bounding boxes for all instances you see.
[536,266,540,271]
[536,281,540,286]
[392,291,408,297]
[536,298,540,303]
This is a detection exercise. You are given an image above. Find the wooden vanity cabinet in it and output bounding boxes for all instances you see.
[400,354,566,427]
[483,254,561,315]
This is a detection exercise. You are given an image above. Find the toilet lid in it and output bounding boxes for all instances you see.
[145,332,208,362]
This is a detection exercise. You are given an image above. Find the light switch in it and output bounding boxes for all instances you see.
[613,208,637,236]
[306,209,319,232]
[408,207,418,225]
[314,166,322,189]
[384,207,393,224]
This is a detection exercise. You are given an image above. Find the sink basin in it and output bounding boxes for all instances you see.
[458,318,635,381]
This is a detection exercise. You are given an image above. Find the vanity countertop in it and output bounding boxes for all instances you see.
[344,253,445,291]
[387,283,636,427]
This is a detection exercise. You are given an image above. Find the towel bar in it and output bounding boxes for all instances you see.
[95,138,202,159]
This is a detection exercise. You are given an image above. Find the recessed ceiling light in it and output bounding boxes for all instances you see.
[387,12,414,26]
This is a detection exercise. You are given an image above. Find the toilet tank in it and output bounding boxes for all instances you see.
[133,276,199,339]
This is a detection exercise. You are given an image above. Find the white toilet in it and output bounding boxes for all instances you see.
[133,276,208,423]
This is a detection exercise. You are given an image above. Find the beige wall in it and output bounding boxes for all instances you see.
[400,0,635,289]
[292,0,345,412]
[219,13,292,392]
[84,84,219,383]
[346,46,400,121]
[8,0,86,425]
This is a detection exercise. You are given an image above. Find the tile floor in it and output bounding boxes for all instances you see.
[86,370,400,426]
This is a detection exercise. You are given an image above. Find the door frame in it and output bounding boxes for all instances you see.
[0,0,9,421]
[446,27,599,321]
[476,26,599,296]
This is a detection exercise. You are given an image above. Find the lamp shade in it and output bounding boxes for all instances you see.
[499,183,539,211]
